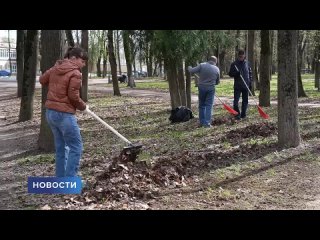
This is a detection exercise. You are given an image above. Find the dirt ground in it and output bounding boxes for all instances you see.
[1,84,320,210]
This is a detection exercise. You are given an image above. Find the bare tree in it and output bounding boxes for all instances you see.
[278,30,300,148]
[16,30,25,97]
[65,30,75,47]
[81,30,89,102]
[38,30,65,151]
[8,30,12,74]
[297,30,307,97]
[107,30,121,96]
[184,61,192,108]
[247,30,256,95]
[177,60,186,106]
[123,30,135,88]
[116,30,122,75]
[76,30,80,46]
[259,30,271,107]
[19,30,39,122]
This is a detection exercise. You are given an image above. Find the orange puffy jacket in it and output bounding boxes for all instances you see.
[39,59,86,114]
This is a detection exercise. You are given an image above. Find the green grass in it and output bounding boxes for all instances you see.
[18,154,55,165]
[135,80,169,91]
[120,74,320,99]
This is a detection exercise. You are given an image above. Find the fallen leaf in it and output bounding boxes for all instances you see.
[118,164,129,171]
[40,204,52,210]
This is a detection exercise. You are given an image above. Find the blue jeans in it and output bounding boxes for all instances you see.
[46,109,83,177]
[198,85,215,126]
[234,88,249,118]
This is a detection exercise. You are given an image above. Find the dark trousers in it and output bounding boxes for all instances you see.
[233,88,249,118]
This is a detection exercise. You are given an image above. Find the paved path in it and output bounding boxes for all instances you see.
[1,76,320,107]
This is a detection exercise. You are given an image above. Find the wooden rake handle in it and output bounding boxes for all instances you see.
[85,108,132,145]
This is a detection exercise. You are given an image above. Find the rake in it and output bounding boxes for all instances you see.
[85,108,142,162]
[234,65,269,119]
[215,94,239,115]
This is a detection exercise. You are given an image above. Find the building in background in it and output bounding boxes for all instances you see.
[0,36,16,74]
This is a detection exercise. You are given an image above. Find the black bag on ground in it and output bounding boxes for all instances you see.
[169,106,194,123]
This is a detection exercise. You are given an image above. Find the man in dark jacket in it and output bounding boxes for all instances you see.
[229,49,252,120]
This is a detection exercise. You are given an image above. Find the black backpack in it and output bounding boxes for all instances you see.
[169,106,194,123]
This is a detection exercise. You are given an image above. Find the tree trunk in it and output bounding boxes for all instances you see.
[297,66,307,97]
[108,30,121,96]
[116,30,122,75]
[19,30,39,122]
[185,61,191,109]
[269,30,274,80]
[271,31,277,75]
[177,60,186,106]
[153,60,158,76]
[278,30,300,148]
[255,59,260,90]
[146,42,153,77]
[247,30,256,95]
[65,30,75,47]
[102,58,107,78]
[123,30,134,88]
[314,41,320,88]
[167,59,181,109]
[80,30,88,102]
[235,30,241,60]
[38,30,64,152]
[316,61,320,91]
[219,49,226,78]
[129,35,137,85]
[297,30,307,97]
[76,30,80,46]
[159,60,163,78]
[8,30,12,74]
[312,53,316,76]
[259,30,271,107]
[16,30,25,98]
[96,57,101,77]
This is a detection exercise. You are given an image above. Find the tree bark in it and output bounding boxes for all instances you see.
[16,30,25,98]
[185,61,191,109]
[316,61,320,91]
[19,30,39,122]
[123,30,134,88]
[247,30,256,95]
[297,30,307,97]
[80,30,89,102]
[177,60,186,107]
[108,30,121,96]
[65,30,75,47]
[278,30,300,148]
[218,49,226,78]
[235,30,241,60]
[167,59,181,109]
[102,58,107,78]
[116,30,122,75]
[96,57,101,77]
[38,30,64,152]
[259,30,271,107]
[8,30,12,74]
